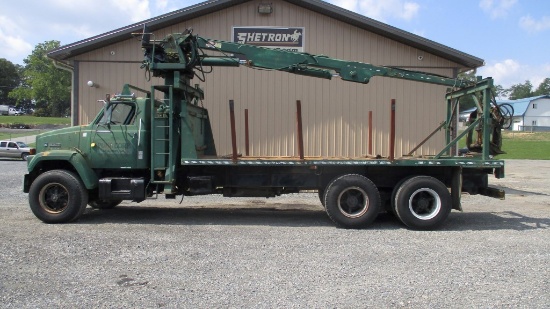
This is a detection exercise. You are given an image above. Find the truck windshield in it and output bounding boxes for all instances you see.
[98,102,136,125]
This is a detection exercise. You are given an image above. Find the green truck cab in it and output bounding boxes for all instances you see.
[24,80,218,224]
[24,87,147,222]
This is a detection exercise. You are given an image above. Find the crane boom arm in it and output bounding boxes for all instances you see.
[140,30,473,89]
[195,36,472,88]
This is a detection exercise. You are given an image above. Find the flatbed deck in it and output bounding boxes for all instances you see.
[185,156,505,168]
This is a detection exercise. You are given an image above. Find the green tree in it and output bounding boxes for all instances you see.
[0,58,21,105]
[457,70,478,110]
[493,84,508,99]
[507,80,533,100]
[457,70,504,109]
[534,78,550,96]
[9,41,70,117]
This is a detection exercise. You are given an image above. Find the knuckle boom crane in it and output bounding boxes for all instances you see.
[24,26,507,229]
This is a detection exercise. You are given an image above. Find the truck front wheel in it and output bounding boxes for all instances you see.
[394,176,451,230]
[324,174,380,229]
[29,170,88,223]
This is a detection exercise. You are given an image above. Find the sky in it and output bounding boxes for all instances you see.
[0,0,548,89]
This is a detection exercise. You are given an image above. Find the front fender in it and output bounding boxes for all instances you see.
[26,150,99,190]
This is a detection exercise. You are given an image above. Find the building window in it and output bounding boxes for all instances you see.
[533,103,537,109]
[532,120,537,126]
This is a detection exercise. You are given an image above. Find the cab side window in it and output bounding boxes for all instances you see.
[0,142,6,147]
[8,142,17,148]
[98,103,136,125]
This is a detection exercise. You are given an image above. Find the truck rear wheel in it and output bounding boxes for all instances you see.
[324,174,380,229]
[318,189,325,208]
[388,176,416,216]
[88,199,122,209]
[29,170,88,223]
[394,176,451,230]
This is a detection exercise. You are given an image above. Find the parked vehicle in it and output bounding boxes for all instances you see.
[0,141,34,160]
[0,105,8,115]
[459,107,476,122]
[8,108,22,115]
[24,28,508,229]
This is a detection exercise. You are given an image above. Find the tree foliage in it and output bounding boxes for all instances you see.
[493,84,507,98]
[506,80,533,100]
[0,59,21,106]
[9,41,71,117]
[534,78,550,96]
[457,70,503,110]
[494,78,550,100]
[457,71,477,110]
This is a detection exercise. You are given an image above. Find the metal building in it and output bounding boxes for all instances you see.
[48,0,484,158]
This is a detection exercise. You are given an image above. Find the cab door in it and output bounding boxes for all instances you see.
[6,141,20,158]
[88,102,140,169]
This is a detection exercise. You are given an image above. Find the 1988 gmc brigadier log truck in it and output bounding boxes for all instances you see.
[24,27,506,229]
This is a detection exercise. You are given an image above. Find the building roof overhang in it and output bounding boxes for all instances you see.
[47,0,484,69]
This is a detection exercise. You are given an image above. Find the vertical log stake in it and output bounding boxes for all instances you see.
[389,99,396,161]
[296,100,305,160]
[245,109,250,156]
[368,110,373,156]
[229,100,238,162]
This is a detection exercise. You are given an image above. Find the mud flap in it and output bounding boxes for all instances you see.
[451,167,462,211]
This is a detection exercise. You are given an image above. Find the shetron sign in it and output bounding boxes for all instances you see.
[232,27,305,52]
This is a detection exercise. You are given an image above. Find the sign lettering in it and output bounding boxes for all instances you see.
[233,27,305,52]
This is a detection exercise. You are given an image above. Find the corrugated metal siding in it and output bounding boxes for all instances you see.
[74,0,462,157]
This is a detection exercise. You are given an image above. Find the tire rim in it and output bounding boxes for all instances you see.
[408,188,441,220]
[337,186,369,218]
[39,182,70,214]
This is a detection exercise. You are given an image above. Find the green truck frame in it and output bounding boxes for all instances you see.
[24,28,506,229]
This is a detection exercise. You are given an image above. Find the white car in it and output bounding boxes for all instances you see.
[8,108,23,116]
[0,141,34,160]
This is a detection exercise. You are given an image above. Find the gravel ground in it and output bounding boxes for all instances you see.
[0,159,548,308]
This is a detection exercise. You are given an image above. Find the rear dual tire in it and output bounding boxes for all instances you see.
[323,174,381,229]
[394,176,451,230]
